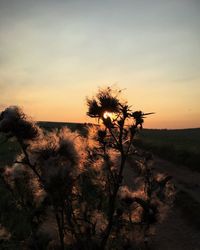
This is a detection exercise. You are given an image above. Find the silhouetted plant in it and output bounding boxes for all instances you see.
[86,87,165,249]
[0,88,173,250]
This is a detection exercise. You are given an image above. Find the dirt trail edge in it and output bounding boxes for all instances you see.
[124,155,200,250]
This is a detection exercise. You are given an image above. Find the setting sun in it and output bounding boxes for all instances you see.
[0,1,200,248]
[0,0,199,128]
[103,111,117,121]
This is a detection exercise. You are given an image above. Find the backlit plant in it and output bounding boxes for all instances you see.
[0,87,173,250]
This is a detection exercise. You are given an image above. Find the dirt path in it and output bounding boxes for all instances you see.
[150,157,200,250]
[124,155,200,250]
[152,157,200,204]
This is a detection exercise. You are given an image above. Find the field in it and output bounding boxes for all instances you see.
[0,122,87,166]
[38,121,86,132]
[134,128,200,171]
[41,124,200,171]
[38,124,200,171]
[0,123,200,249]
[1,124,199,171]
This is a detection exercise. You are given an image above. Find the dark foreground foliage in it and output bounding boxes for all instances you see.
[0,87,174,249]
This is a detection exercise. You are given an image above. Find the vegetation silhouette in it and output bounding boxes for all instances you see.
[0,87,173,249]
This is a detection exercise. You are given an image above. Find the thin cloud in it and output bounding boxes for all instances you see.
[172,75,200,83]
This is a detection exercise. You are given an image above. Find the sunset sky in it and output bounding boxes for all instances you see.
[0,0,199,128]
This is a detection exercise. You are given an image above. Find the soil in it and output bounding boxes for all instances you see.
[124,155,200,250]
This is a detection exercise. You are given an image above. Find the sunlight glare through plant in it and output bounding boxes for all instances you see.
[103,111,117,121]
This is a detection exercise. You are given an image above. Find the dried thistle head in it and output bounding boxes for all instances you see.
[28,127,88,198]
[4,163,29,185]
[86,87,154,136]
[30,128,80,164]
[86,87,120,119]
[0,106,41,141]
[97,87,120,113]
[3,158,44,207]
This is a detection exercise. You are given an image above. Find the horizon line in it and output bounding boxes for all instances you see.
[37,121,200,131]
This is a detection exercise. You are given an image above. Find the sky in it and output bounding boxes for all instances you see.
[0,0,199,129]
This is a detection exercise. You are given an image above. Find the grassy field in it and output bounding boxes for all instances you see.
[38,121,86,131]
[0,123,200,248]
[0,122,87,168]
[0,123,199,171]
[134,128,200,171]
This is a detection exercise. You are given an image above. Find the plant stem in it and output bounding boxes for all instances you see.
[100,152,126,250]
[18,139,42,182]
[18,139,66,249]
[54,207,65,250]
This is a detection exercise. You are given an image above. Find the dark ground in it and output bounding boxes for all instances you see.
[124,155,200,250]
[0,125,200,249]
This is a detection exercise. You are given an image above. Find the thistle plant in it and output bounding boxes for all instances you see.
[87,88,145,247]
[0,88,173,250]
[0,107,84,249]
[86,87,173,249]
